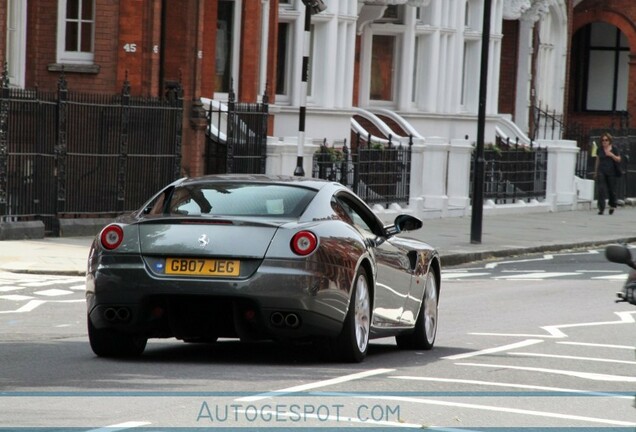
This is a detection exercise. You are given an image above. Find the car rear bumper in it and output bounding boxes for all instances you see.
[86,256,351,340]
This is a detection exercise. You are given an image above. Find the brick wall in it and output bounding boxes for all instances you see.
[25,1,120,93]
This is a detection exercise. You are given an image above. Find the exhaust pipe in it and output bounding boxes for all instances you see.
[103,307,131,322]
[284,313,300,328]
[270,312,285,327]
[270,312,301,328]
[104,308,117,321]
[116,307,131,321]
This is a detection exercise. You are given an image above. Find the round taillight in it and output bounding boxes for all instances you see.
[100,225,124,250]
[291,231,318,256]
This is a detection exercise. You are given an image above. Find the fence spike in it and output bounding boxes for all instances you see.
[57,68,67,92]
[1,63,8,88]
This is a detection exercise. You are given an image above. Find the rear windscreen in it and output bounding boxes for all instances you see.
[149,183,316,218]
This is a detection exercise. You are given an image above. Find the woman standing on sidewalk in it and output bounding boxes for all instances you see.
[594,132,622,215]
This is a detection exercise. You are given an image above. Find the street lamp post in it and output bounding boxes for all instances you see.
[294,0,327,177]
[470,0,492,244]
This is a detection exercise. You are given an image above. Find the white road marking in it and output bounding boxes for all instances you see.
[442,339,543,360]
[389,376,632,399]
[87,421,151,432]
[0,298,83,313]
[0,299,46,313]
[592,274,628,281]
[456,362,636,382]
[0,272,86,314]
[0,295,34,301]
[577,270,623,273]
[471,311,636,338]
[485,255,553,269]
[552,250,599,256]
[34,289,74,297]
[441,272,490,280]
[0,286,24,292]
[22,280,71,287]
[339,393,636,427]
[558,341,635,350]
[236,368,395,402]
[494,272,579,280]
[510,351,636,365]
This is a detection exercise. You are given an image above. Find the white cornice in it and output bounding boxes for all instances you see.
[503,0,550,22]
[357,0,430,33]
[503,0,532,20]
[360,0,431,6]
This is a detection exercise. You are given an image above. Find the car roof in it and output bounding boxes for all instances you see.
[176,174,339,191]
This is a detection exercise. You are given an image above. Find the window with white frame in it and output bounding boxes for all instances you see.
[277,3,325,105]
[464,0,480,30]
[276,22,292,98]
[580,22,629,112]
[56,0,95,64]
[216,0,243,95]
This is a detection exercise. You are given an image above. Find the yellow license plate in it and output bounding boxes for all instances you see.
[165,258,240,277]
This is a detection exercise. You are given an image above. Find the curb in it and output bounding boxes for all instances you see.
[440,237,636,267]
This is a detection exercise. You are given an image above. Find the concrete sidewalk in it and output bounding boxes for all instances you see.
[0,206,635,276]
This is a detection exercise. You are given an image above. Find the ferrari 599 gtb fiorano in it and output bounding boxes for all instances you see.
[86,175,441,362]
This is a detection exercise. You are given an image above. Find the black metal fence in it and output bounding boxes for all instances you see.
[205,88,269,174]
[531,104,564,141]
[0,70,183,235]
[312,133,412,207]
[471,137,548,204]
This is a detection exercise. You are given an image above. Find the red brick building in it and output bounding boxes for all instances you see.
[3,0,634,175]
[0,0,277,177]
[570,0,636,133]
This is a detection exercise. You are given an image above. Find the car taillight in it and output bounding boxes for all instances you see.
[100,224,124,250]
[291,231,318,256]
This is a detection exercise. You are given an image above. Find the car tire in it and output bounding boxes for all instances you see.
[87,317,147,358]
[396,270,438,350]
[333,267,371,363]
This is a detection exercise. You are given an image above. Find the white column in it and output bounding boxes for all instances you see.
[267,137,318,176]
[447,137,473,210]
[419,137,450,211]
[541,139,579,211]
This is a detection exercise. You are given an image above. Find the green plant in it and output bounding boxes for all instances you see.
[316,146,344,162]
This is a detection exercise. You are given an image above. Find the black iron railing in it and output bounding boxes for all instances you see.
[531,104,564,141]
[471,137,548,204]
[0,68,183,235]
[312,133,412,207]
[205,86,269,174]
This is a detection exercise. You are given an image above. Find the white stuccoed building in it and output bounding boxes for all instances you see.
[259,0,585,221]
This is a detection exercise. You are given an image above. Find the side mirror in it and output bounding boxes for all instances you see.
[605,244,636,269]
[394,215,423,233]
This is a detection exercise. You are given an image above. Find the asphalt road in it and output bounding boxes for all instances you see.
[1,260,635,430]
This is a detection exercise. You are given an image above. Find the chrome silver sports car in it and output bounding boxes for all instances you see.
[86,175,441,362]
